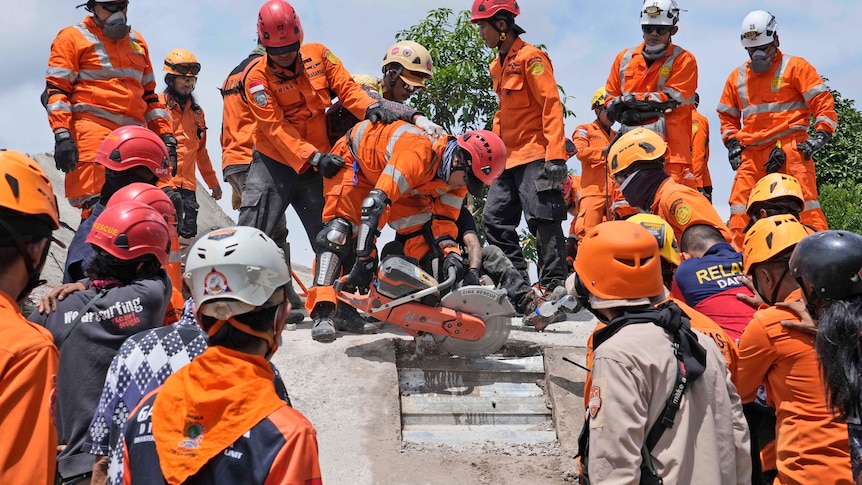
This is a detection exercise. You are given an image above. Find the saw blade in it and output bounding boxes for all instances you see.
[439,285,515,358]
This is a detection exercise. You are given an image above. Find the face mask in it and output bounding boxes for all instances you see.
[749,49,772,73]
[102,11,130,40]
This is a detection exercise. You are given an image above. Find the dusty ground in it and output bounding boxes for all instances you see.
[30,153,597,485]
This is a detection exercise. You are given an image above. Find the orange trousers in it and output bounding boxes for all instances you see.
[66,117,116,208]
[729,135,828,249]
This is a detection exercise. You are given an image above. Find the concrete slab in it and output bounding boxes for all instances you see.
[545,347,589,456]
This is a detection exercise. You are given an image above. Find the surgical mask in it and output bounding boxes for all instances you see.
[101,11,130,40]
[642,43,668,61]
[749,49,772,73]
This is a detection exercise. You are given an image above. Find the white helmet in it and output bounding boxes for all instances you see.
[184,226,290,321]
[640,0,680,26]
[740,10,778,48]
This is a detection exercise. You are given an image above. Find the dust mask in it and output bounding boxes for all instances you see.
[102,11,130,40]
[642,43,668,61]
[749,50,772,73]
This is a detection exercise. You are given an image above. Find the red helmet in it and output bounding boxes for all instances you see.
[257,0,303,49]
[457,130,507,196]
[95,126,172,181]
[470,0,520,22]
[107,183,178,236]
[86,201,171,266]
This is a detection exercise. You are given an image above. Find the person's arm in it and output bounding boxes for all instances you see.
[792,58,838,135]
[724,358,753,484]
[263,412,322,485]
[138,39,172,137]
[193,108,221,199]
[463,232,482,270]
[734,317,777,402]
[44,31,78,132]
[0,343,58,483]
[322,46,376,121]
[573,125,606,168]
[716,69,743,145]
[588,355,649,484]
[523,50,566,161]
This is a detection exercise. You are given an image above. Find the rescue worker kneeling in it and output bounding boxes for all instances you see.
[306,120,505,342]
[608,126,731,244]
[573,221,750,484]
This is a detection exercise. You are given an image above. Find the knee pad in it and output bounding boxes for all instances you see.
[314,218,353,286]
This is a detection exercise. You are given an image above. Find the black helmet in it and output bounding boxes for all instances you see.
[789,230,862,300]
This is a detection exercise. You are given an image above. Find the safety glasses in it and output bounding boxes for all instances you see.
[167,62,201,76]
[265,43,300,57]
[642,25,671,35]
[100,1,129,13]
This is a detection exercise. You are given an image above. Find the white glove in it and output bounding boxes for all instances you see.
[414,115,445,138]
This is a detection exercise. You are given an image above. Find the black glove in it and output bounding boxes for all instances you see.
[617,109,664,126]
[619,93,679,112]
[345,257,377,289]
[698,186,713,203]
[764,145,786,174]
[54,130,78,173]
[796,130,832,161]
[544,159,568,188]
[365,103,399,124]
[726,138,744,171]
[309,151,345,178]
[161,134,179,176]
[442,253,465,281]
[461,267,481,287]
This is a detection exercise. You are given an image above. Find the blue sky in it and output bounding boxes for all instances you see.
[3,0,860,262]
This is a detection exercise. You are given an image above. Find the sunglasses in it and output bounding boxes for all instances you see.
[265,43,300,57]
[642,25,671,35]
[167,62,201,76]
[100,1,129,13]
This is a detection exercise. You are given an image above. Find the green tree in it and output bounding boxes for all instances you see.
[811,84,862,232]
[397,8,574,258]
[813,85,862,189]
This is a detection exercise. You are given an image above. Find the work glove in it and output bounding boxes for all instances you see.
[619,93,679,112]
[461,267,482,287]
[414,115,445,138]
[725,138,744,171]
[365,103,399,124]
[764,144,786,174]
[344,257,377,289]
[308,151,345,178]
[161,134,179,176]
[698,186,713,203]
[543,159,568,189]
[442,252,466,281]
[796,130,832,161]
[53,130,78,173]
[616,109,664,126]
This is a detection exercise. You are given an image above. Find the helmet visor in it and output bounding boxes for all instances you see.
[166,62,201,76]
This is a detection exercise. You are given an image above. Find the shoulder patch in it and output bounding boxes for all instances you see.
[325,50,340,65]
[659,65,672,79]
[671,198,692,225]
[129,40,144,55]
[576,128,588,138]
[691,124,699,134]
[530,62,545,77]
[588,377,606,428]
[253,91,268,107]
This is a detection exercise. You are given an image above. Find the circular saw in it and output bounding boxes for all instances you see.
[438,285,514,358]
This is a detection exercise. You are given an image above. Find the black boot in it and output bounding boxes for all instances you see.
[334,305,383,334]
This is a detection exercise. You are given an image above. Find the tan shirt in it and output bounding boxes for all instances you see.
[588,322,751,484]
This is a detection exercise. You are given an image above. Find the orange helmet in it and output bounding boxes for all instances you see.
[574,221,664,300]
[164,48,201,77]
[742,214,809,275]
[257,0,303,51]
[86,201,171,266]
[470,0,520,22]
[608,127,667,176]
[107,183,178,237]
[746,173,805,213]
[0,150,60,231]
[95,126,172,181]
[627,213,681,266]
[458,130,507,196]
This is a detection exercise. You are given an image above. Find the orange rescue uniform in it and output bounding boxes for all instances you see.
[490,37,567,168]
[158,94,219,193]
[571,121,620,240]
[0,290,58,484]
[220,54,263,175]
[244,43,376,172]
[717,50,836,248]
[650,178,731,244]
[735,289,852,485]
[45,16,172,207]
[308,121,463,312]
[691,109,712,190]
[605,42,698,187]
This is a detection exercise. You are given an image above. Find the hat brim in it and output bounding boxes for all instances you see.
[466,171,485,198]
[399,71,428,90]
